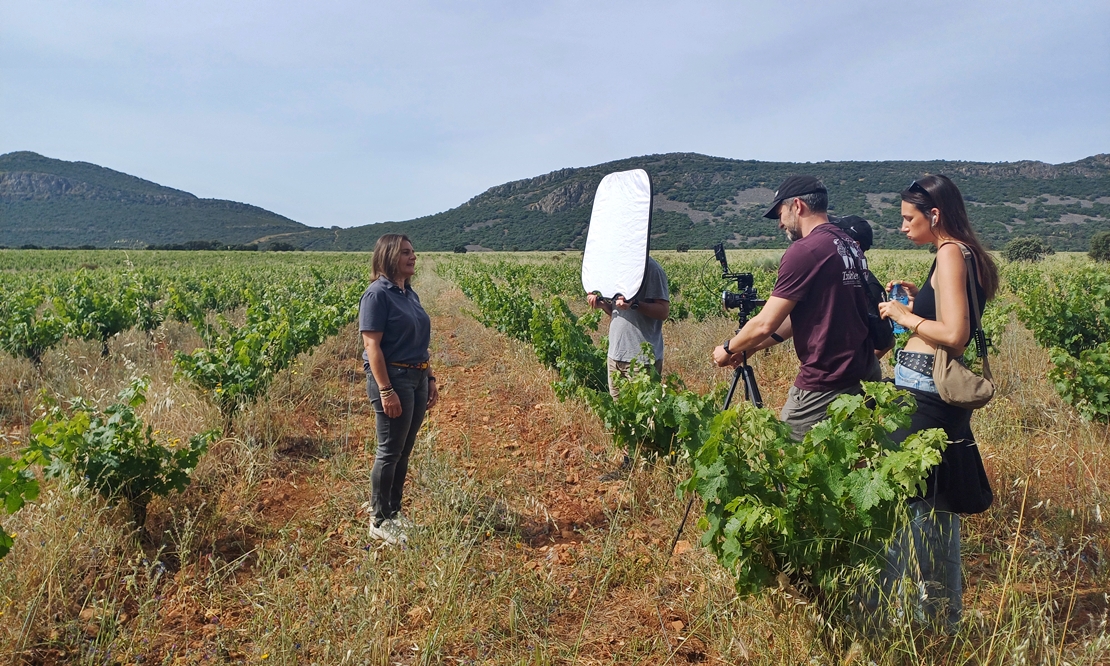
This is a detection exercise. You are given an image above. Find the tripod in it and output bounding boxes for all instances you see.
[668,303,764,557]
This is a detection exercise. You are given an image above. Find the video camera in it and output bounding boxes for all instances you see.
[713,243,765,318]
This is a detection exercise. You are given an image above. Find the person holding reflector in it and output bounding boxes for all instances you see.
[586,259,669,395]
[582,169,670,479]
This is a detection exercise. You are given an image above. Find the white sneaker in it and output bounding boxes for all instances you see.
[368,519,407,546]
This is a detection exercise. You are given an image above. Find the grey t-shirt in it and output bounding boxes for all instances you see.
[608,257,669,363]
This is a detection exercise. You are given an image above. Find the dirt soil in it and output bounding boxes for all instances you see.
[28,305,702,665]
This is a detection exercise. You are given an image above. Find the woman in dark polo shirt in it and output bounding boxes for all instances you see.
[360,234,438,545]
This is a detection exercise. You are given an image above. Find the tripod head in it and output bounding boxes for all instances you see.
[713,243,766,325]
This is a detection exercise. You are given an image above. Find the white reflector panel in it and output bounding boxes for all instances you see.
[581,169,652,299]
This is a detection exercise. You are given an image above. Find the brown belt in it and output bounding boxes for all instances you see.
[390,361,429,370]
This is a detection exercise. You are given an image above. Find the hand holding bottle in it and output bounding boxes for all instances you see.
[888,283,910,334]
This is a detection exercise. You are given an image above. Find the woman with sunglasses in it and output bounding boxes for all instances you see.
[876,175,999,631]
[360,234,439,546]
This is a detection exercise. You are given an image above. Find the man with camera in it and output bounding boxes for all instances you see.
[712,176,881,441]
[587,255,670,478]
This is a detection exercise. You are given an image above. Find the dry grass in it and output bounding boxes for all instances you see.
[0,252,1107,664]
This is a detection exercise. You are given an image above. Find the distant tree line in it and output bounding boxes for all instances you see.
[3,244,101,250]
[146,240,260,251]
[145,240,302,251]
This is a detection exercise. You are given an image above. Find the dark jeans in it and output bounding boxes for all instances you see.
[861,498,962,633]
[881,365,968,630]
[885,499,962,630]
[366,365,428,526]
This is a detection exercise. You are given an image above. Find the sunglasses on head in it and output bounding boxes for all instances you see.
[907,180,930,197]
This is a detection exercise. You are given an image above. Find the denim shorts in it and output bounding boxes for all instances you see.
[894,363,938,394]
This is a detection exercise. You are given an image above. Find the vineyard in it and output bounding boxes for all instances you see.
[0,248,1107,664]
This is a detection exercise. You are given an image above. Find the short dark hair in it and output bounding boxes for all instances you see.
[794,191,827,214]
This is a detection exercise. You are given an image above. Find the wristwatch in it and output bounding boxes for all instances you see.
[723,339,733,354]
[630,301,639,310]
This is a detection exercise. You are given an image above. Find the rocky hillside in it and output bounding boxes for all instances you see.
[318,153,1110,252]
[3,151,1108,251]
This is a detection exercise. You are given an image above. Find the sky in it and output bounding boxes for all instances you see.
[2,1,1108,228]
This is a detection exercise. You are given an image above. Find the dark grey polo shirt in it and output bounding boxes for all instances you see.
[358,276,431,366]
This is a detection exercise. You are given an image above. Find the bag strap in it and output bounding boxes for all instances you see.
[938,241,992,380]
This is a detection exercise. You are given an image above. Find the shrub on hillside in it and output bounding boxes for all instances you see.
[1090,231,1110,262]
[1003,236,1055,262]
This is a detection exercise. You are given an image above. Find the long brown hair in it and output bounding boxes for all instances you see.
[902,174,999,300]
[371,234,413,287]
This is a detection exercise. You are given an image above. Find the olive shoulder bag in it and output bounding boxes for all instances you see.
[932,243,995,409]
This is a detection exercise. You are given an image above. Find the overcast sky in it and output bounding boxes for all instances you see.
[2,1,1108,227]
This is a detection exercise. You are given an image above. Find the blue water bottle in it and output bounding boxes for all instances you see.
[889,284,910,334]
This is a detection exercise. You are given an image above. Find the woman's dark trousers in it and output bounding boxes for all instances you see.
[367,366,428,526]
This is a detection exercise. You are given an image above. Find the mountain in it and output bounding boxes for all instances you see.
[0,151,320,248]
[3,151,1109,251]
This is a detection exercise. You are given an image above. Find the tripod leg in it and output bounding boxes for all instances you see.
[671,365,742,556]
[668,348,762,562]
[723,366,743,411]
[669,497,696,558]
[741,364,763,408]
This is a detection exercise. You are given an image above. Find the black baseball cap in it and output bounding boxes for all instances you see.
[763,175,828,219]
[830,215,874,252]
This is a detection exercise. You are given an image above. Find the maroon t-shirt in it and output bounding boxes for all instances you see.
[771,223,874,391]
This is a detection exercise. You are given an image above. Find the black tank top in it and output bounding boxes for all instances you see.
[914,246,987,346]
